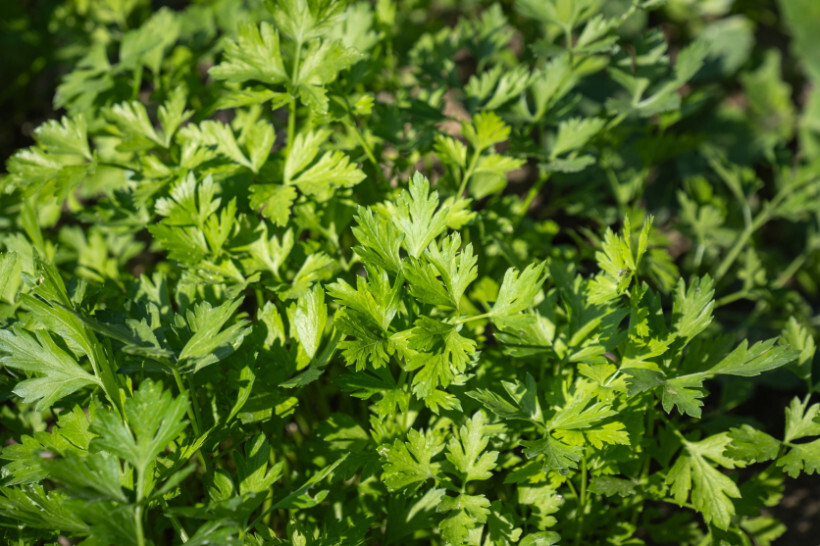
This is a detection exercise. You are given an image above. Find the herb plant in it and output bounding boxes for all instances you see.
[1,0,819,544]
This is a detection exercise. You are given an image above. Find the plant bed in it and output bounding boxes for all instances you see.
[1,1,819,544]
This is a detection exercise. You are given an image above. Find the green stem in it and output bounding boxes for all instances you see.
[134,504,145,546]
[630,405,655,528]
[172,367,201,437]
[160,498,189,542]
[348,117,385,184]
[515,173,550,225]
[715,289,750,308]
[574,454,587,546]
[773,252,808,289]
[455,311,493,325]
[132,66,143,101]
[287,97,297,157]
[286,40,303,157]
[170,368,212,476]
[457,148,483,197]
[713,225,754,282]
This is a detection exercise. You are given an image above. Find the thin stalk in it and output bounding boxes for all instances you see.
[515,173,550,225]
[457,148,483,197]
[187,375,205,436]
[715,289,750,308]
[287,97,297,156]
[713,224,754,282]
[715,187,790,281]
[134,463,147,546]
[171,368,212,474]
[132,66,143,101]
[630,405,654,528]
[172,367,201,437]
[773,252,808,289]
[455,311,493,325]
[160,499,189,542]
[286,41,303,156]
[574,454,587,546]
[349,118,386,184]
[134,504,145,546]
[564,24,574,65]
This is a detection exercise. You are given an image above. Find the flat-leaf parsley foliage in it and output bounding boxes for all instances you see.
[1,0,819,544]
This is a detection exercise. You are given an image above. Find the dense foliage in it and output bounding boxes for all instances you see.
[1,0,819,544]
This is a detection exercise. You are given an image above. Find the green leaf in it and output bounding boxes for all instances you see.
[782,397,820,443]
[438,493,491,544]
[179,297,250,371]
[382,429,443,490]
[42,451,127,502]
[445,412,498,483]
[0,327,101,410]
[466,65,532,110]
[296,38,361,88]
[119,7,179,74]
[268,0,345,43]
[106,100,164,147]
[34,115,91,159]
[391,172,450,258]
[0,486,89,536]
[587,216,651,304]
[466,388,528,421]
[233,434,283,495]
[406,318,476,398]
[666,433,741,530]
[287,284,328,360]
[780,317,816,384]
[1,404,96,486]
[249,184,298,226]
[521,435,583,473]
[157,87,192,146]
[90,379,188,497]
[672,276,714,341]
[727,425,780,463]
[588,476,636,497]
[661,375,706,418]
[490,262,547,320]
[463,111,510,151]
[273,455,347,510]
[424,235,478,310]
[0,252,22,303]
[550,117,606,158]
[155,173,221,228]
[285,129,330,182]
[290,150,365,195]
[777,439,820,478]
[434,135,467,169]
[181,119,272,173]
[352,207,404,273]
[709,339,798,378]
[209,22,288,86]
[403,258,454,308]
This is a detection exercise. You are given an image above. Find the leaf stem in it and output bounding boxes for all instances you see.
[515,173,550,225]
[348,117,386,184]
[286,39,303,156]
[773,252,808,289]
[287,97,297,155]
[454,311,493,324]
[134,504,145,546]
[713,225,754,282]
[574,452,587,546]
[172,367,202,437]
[160,498,189,542]
[457,147,483,197]
[715,289,750,308]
